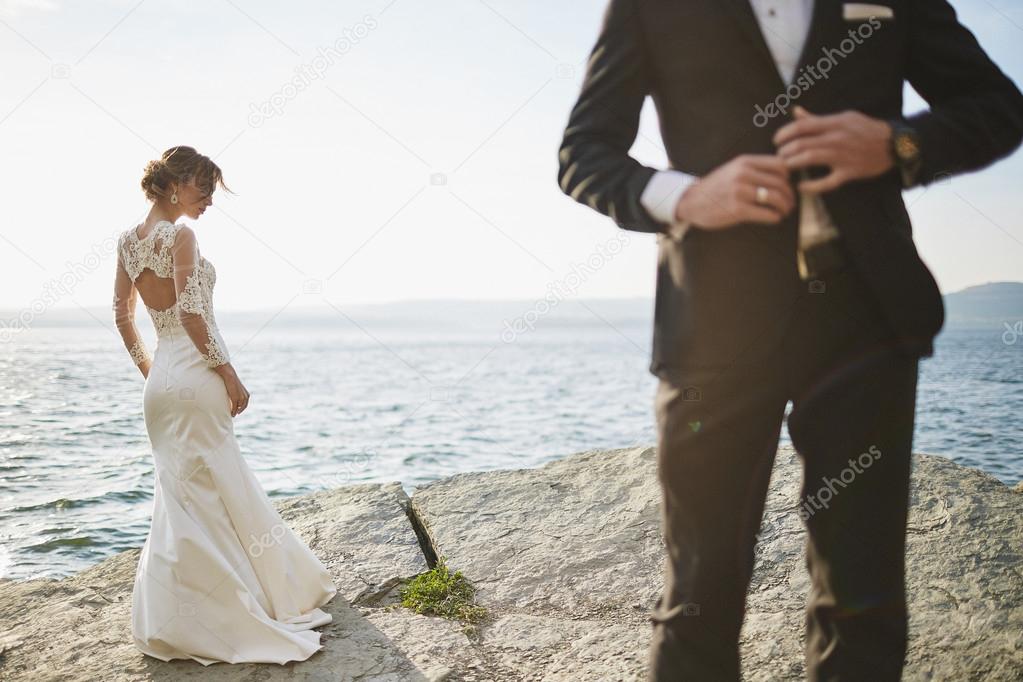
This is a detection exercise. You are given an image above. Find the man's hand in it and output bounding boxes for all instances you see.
[673,154,795,233]
[775,105,894,193]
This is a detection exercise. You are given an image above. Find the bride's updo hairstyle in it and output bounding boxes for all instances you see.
[141,146,231,202]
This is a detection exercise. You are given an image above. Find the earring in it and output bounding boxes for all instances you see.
[170,192,179,205]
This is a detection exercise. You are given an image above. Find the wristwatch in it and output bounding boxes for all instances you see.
[888,119,922,187]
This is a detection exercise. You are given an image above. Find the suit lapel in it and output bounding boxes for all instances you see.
[792,0,839,89]
[721,0,787,93]
[721,0,842,95]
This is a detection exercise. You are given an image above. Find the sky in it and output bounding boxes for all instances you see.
[0,0,1021,317]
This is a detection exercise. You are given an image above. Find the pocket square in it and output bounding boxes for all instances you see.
[843,3,894,20]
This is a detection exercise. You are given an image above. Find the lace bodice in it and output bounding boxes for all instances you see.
[119,220,177,280]
[113,221,229,369]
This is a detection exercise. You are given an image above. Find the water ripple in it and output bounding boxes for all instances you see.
[0,324,1018,581]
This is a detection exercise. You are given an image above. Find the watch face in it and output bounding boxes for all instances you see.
[895,133,920,161]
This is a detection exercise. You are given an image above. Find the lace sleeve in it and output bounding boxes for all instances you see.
[170,226,230,369]
[113,240,151,369]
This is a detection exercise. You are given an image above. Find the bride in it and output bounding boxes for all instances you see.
[113,146,337,665]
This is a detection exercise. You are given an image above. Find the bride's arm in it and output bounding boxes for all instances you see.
[170,225,230,370]
[171,226,250,416]
[113,252,151,378]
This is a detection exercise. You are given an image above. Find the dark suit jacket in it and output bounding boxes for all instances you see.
[558,0,1023,377]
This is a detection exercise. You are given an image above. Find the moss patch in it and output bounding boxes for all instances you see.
[399,557,488,631]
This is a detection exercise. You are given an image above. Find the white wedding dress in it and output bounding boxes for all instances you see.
[113,220,337,665]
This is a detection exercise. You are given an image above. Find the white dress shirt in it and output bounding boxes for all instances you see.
[640,0,815,237]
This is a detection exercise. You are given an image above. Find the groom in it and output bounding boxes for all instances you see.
[558,0,1023,679]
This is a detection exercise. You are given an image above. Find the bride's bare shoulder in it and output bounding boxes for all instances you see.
[172,223,196,241]
[167,223,200,255]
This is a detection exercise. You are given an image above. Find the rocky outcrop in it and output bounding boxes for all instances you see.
[0,482,473,682]
[1,446,1021,681]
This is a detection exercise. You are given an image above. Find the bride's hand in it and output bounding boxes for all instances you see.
[214,364,250,417]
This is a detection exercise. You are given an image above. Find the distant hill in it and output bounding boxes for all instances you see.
[944,282,1023,327]
[5,284,1020,331]
[0,298,656,331]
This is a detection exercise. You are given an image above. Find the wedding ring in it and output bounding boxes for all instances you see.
[755,186,769,205]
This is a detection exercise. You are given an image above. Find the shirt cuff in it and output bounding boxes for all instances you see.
[640,169,697,239]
